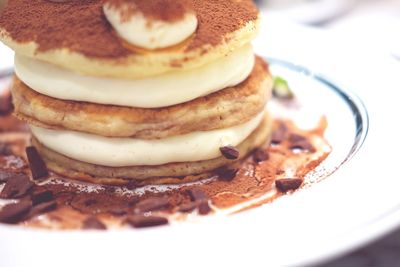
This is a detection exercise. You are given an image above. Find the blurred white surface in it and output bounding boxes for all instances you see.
[0,42,13,74]
[263,0,359,24]
[325,0,400,60]
[261,0,400,60]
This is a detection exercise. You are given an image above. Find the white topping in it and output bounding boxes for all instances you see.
[103,2,197,49]
[14,45,255,108]
[30,113,264,167]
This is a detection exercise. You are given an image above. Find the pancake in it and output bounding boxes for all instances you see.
[0,0,259,79]
[12,57,272,139]
[31,113,272,186]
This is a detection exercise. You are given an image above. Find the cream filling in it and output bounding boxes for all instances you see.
[30,113,264,167]
[14,44,255,108]
[103,3,198,49]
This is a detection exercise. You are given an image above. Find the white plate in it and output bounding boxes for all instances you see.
[1,19,400,267]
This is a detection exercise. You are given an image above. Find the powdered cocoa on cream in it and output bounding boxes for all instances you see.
[106,0,193,23]
[0,0,258,58]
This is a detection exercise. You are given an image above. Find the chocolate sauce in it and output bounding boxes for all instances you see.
[0,87,331,230]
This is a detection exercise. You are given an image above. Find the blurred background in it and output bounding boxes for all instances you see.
[256,0,400,61]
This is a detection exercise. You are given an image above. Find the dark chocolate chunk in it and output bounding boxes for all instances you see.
[82,216,107,230]
[177,202,197,213]
[271,123,289,144]
[0,170,14,183]
[126,215,168,228]
[187,188,208,202]
[253,149,269,163]
[31,187,54,205]
[219,146,239,160]
[26,146,48,180]
[198,201,212,215]
[27,200,57,219]
[215,168,239,181]
[0,173,33,199]
[0,143,12,155]
[275,178,303,192]
[125,180,138,190]
[134,197,170,213]
[0,199,32,224]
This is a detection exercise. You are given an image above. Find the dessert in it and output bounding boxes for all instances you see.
[0,0,333,230]
[0,0,273,185]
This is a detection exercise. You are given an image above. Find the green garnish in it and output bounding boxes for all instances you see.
[273,76,294,99]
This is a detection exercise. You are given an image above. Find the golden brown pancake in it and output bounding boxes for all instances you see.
[32,113,272,185]
[12,57,272,139]
[0,0,259,78]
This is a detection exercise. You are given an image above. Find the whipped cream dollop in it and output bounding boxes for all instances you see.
[103,1,198,49]
[31,113,264,167]
[15,44,255,108]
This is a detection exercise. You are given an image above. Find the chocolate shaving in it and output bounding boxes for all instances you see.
[134,197,170,213]
[177,202,197,213]
[215,168,238,181]
[82,216,107,230]
[253,149,269,163]
[26,146,49,180]
[31,187,54,205]
[0,199,32,224]
[271,123,289,144]
[185,188,213,215]
[126,215,168,228]
[187,188,208,202]
[275,178,303,193]
[198,201,211,215]
[219,146,239,160]
[26,200,57,219]
[0,173,33,199]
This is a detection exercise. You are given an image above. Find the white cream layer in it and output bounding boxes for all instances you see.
[103,3,197,49]
[14,44,255,108]
[30,113,263,167]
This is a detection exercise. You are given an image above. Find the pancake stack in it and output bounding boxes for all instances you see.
[0,0,273,185]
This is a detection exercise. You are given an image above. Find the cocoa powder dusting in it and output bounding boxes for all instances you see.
[0,0,130,58]
[106,0,193,23]
[187,0,259,51]
[0,0,258,58]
